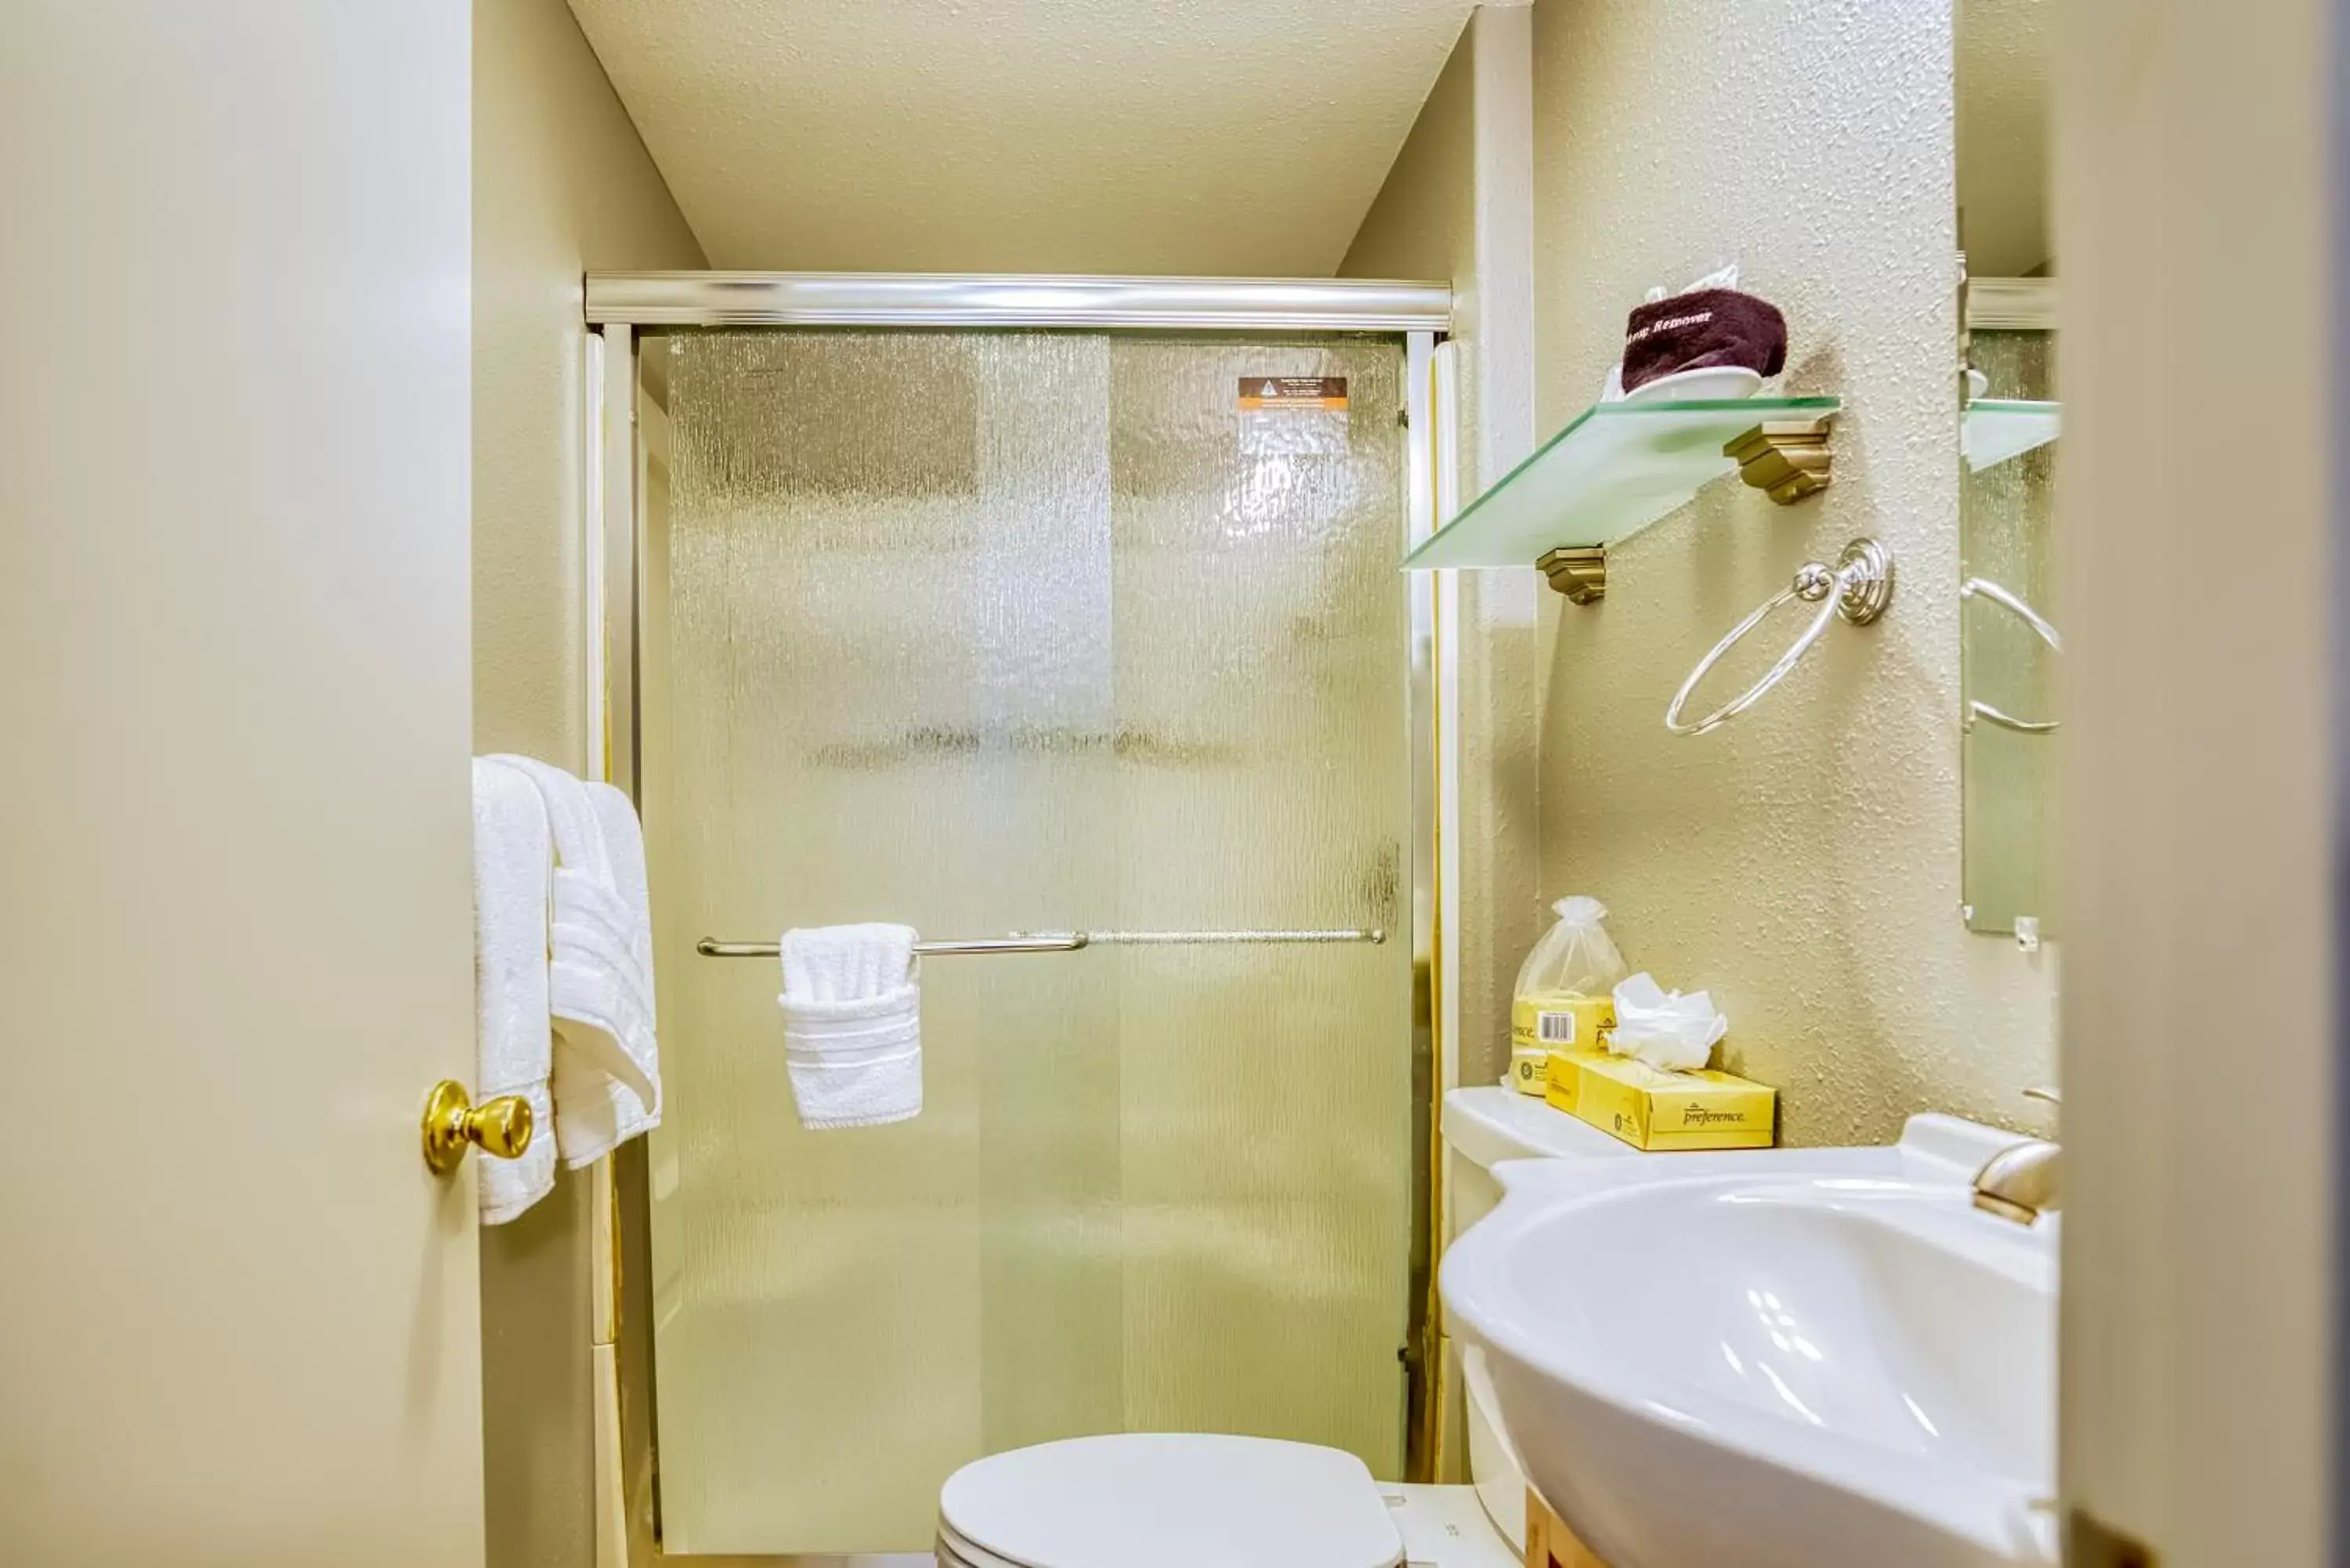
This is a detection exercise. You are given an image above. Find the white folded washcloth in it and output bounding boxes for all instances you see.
[486,753,660,1165]
[779,923,921,1129]
[471,759,559,1223]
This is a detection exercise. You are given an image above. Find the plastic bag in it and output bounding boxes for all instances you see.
[1508,898,1629,1092]
[1513,895,1628,1001]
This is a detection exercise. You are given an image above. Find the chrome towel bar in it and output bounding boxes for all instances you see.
[696,927,1387,959]
[1960,575,2063,653]
[1961,575,2063,735]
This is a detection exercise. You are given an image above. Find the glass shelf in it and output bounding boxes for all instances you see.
[1403,396,1842,569]
[1964,399,2061,472]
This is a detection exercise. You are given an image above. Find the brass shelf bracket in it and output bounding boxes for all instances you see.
[1537,545,1607,605]
[1726,416,1836,504]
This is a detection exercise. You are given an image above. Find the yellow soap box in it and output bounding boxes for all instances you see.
[1546,1052,1777,1151]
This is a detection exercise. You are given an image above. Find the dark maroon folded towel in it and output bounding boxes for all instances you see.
[1621,287,1788,392]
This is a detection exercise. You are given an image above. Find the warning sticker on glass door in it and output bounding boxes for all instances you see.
[1238,377,1348,411]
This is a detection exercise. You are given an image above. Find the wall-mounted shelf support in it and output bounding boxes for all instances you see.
[1726,417,1836,503]
[1401,397,1843,602]
[1536,546,1607,603]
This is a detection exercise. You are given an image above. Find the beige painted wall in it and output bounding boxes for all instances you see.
[1527,0,2055,1144]
[2055,0,2332,1559]
[1342,5,1544,1089]
[473,1,705,1563]
[1340,6,1540,1488]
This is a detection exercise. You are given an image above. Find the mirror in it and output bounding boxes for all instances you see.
[1958,0,2058,938]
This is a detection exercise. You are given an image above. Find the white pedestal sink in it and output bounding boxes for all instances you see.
[1440,1116,2058,1568]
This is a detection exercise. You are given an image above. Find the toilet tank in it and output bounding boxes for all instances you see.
[1438,1086,1634,1549]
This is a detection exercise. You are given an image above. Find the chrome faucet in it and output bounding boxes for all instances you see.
[1972,1087,2062,1225]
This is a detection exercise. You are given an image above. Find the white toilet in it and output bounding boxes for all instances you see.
[937,1433,1405,1568]
[1441,1085,1636,1548]
[932,1085,1632,1568]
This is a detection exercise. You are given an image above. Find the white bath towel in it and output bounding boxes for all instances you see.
[586,779,661,1112]
[548,867,658,1072]
[487,753,660,1165]
[486,755,656,1101]
[585,785,657,1007]
[548,1041,656,1168]
[470,759,559,1223]
[542,786,664,1165]
[779,923,921,1129]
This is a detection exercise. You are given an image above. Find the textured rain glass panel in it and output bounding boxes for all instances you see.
[1104,339,1411,1455]
[1961,330,2059,934]
[645,331,1411,1553]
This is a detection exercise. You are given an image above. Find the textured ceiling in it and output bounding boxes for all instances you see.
[566,0,1484,276]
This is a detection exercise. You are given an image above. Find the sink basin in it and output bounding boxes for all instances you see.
[1441,1121,2057,1568]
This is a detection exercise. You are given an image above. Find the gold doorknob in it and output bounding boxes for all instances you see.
[421,1080,535,1176]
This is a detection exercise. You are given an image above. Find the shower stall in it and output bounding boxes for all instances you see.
[584,273,1454,1558]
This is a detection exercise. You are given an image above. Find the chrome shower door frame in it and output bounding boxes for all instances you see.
[584,273,1455,1565]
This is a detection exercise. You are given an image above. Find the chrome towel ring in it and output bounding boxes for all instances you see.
[1664,538,1896,736]
[1961,575,2062,735]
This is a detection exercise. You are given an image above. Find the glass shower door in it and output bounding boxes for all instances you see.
[642,329,1412,1555]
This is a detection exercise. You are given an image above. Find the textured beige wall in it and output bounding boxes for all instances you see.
[1528,0,2055,1145]
[1342,5,1543,1088]
[473,1,704,1564]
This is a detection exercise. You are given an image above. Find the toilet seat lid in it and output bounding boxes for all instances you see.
[938,1433,1401,1568]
